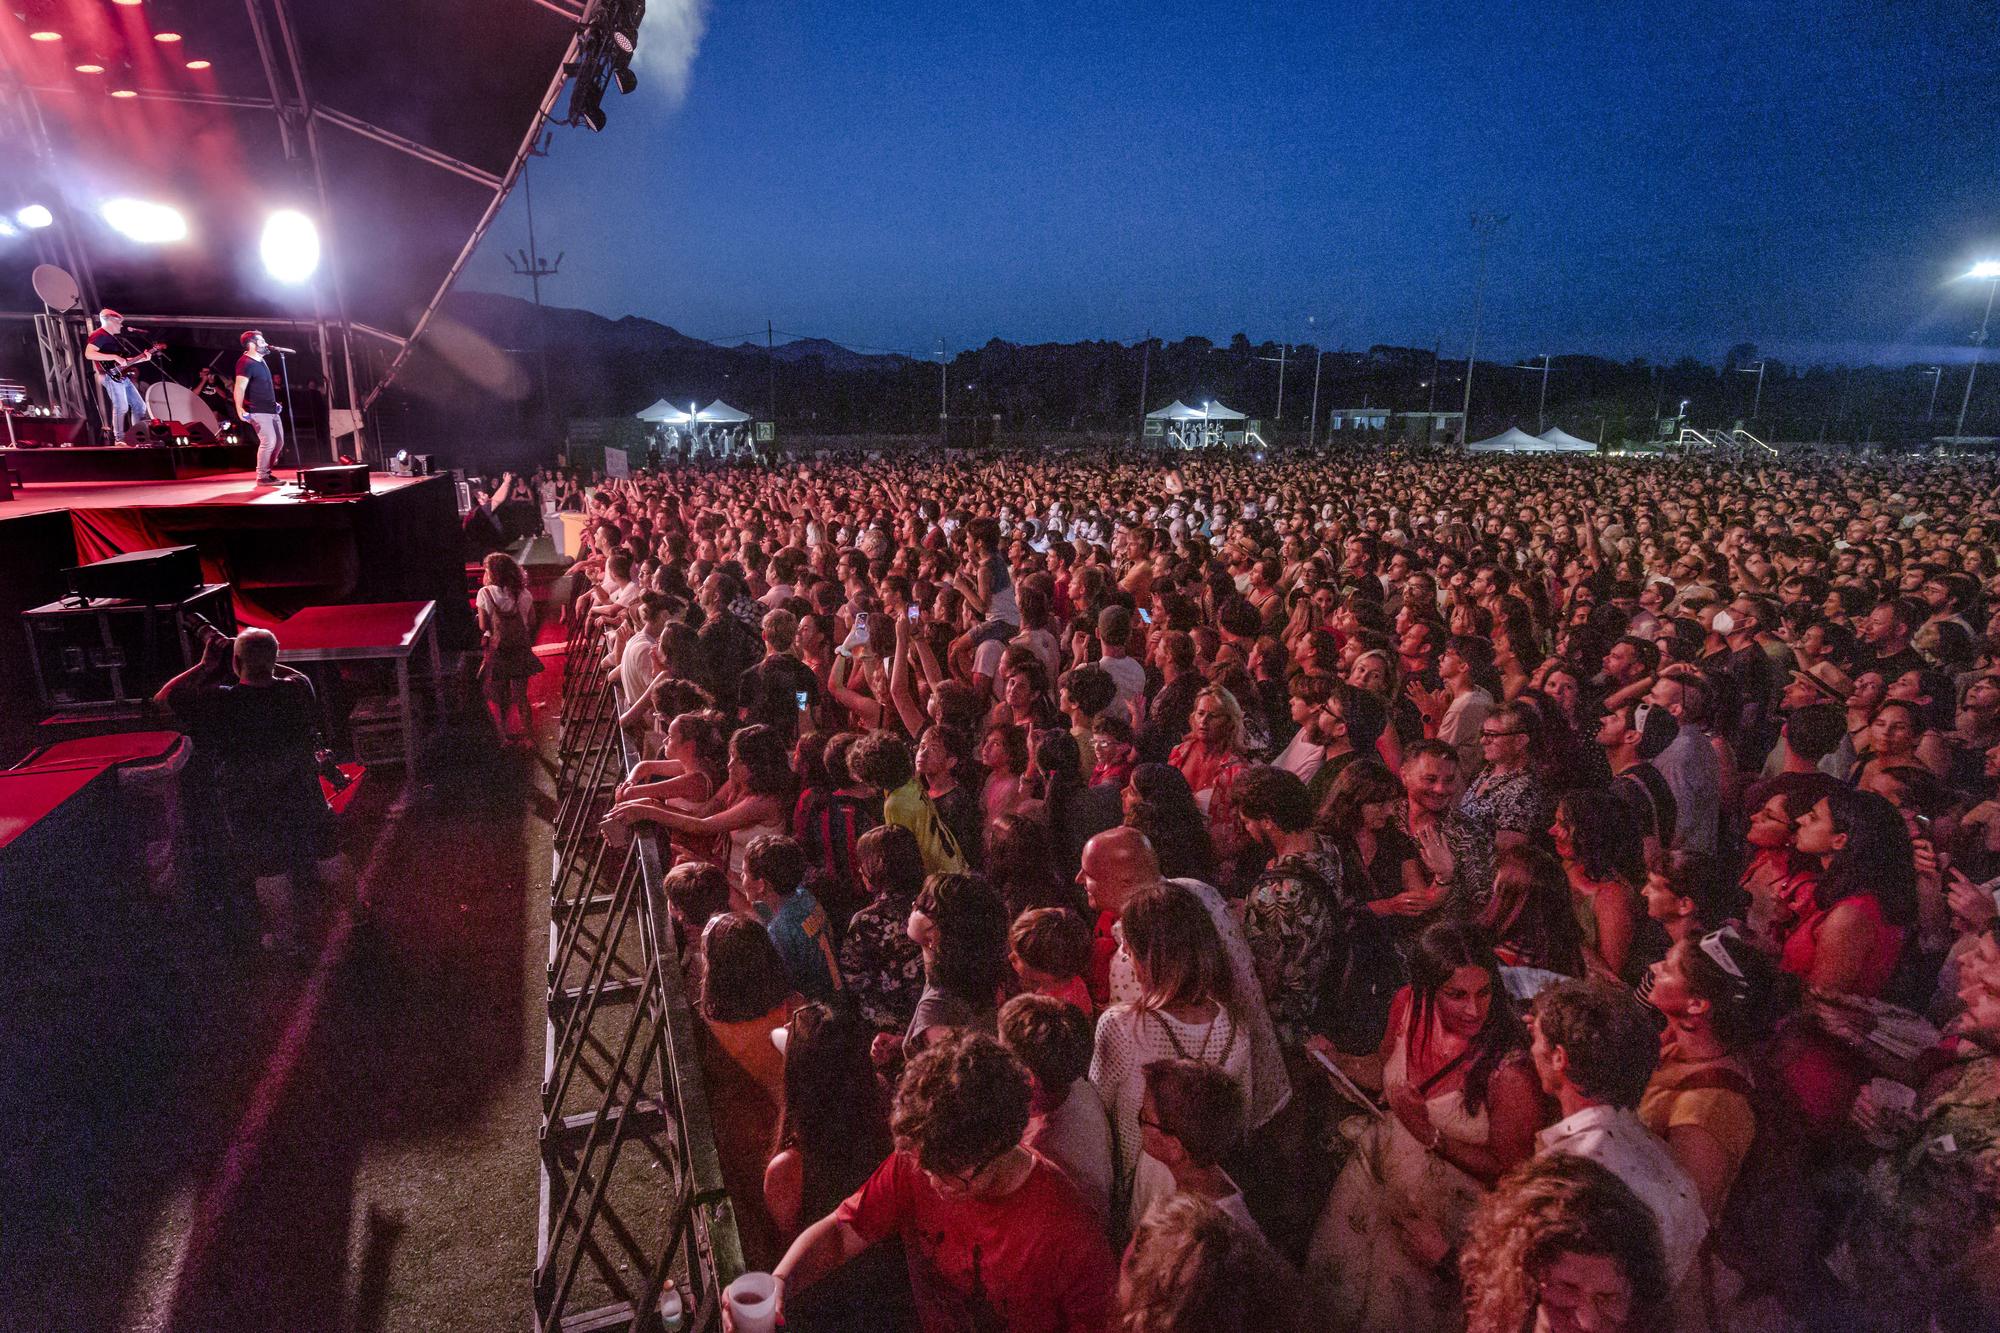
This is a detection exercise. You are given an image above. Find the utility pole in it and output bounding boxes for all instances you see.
[1955,273,1999,438]
[1137,331,1152,438]
[767,319,776,423]
[1460,211,1507,433]
[1733,359,1766,422]
[938,339,948,441]
[506,133,561,435]
[1253,342,1289,422]
[1921,366,1942,421]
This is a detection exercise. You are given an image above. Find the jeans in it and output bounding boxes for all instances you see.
[248,411,284,478]
[102,374,150,443]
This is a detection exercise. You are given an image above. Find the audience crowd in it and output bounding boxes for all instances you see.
[562,448,2000,1332]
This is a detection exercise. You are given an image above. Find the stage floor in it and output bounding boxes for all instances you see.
[0,470,429,520]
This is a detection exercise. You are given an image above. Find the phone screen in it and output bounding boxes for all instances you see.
[853,612,869,636]
[1139,608,1153,624]
[795,690,810,710]
[906,605,920,621]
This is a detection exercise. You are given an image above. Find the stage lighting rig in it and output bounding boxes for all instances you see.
[562,0,644,130]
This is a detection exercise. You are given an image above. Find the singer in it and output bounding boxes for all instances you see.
[234,329,285,485]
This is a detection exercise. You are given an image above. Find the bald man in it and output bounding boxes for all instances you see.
[1076,826,1290,1131]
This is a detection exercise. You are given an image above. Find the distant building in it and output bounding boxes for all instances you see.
[1321,409,1464,446]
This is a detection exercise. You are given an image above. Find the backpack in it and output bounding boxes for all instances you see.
[1675,1056,1821,1313]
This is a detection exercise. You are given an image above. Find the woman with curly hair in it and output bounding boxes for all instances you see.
[1459,1153,1671,1333]
[1116,1193,1306,1333]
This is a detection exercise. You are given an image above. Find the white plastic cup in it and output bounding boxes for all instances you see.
[723,1272,778,1333]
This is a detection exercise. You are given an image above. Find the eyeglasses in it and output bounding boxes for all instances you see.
[1480,729,1526,741]
[925,1143,1012,1194]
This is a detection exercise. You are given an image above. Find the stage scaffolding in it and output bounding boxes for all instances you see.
[539,620,743,1332]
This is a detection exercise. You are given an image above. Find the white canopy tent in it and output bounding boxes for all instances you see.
[1147,399,1247,448]
[635,398,693,425]
[1537,427,1599,453]
[1465,427,1552,454]
[697,399,752,423]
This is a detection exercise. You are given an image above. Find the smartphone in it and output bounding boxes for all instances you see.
[906,605,920,621]
[853,612,869,636]
[1139,608,1152,624]
[795,690,810,710]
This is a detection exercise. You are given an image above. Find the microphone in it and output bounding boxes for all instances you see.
[267,344,299,353]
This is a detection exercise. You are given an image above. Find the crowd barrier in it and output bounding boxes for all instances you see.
[536,611,743,1332]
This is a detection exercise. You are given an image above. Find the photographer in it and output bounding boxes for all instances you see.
[156,625,344,954]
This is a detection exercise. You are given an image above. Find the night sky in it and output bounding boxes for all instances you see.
[459,0,2000,366]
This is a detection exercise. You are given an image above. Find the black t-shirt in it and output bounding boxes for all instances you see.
[88,327,134,370]
[737,652,822,741]
[236,353,279,414]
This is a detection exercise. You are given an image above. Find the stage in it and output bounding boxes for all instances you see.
[0,470,474,751]
[1,443,260,485]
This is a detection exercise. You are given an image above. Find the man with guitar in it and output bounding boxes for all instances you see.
[83,308,163,445]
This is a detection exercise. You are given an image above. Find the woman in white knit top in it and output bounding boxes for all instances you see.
[1089,881,1249,1228]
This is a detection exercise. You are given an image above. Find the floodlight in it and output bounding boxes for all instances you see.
[260,209,320,283]
[1968,261,2000,281]
[612,63,637,95]
[110,88,137,98]
[76,63,104,73]
[154,31,182,42]
[29,30,61,42]
[185,59,211,70]
[611,1,644,54]
[16,205,54,229]
[101,198,187,243]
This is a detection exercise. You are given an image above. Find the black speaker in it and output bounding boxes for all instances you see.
[299,464,371,496]
[67,545,203,603]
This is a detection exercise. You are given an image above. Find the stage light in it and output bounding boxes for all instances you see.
[1970,261,2000,281]
[111,0,142,6]
[260,209,320,283]
[612,63,637,95]
[185,58,211,69]
[110,88,137,98]
[16,205,54,229]
[154,31,182,43]
[101,198,187,243]
[29,30,61,42]
[75,63,104,73]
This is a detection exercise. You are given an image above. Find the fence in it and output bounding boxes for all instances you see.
[536,612,743,1332]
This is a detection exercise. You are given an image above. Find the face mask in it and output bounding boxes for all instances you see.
[1711,610,1735,635]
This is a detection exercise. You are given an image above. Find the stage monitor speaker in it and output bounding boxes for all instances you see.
[67,544,203,603]
[184,421,217,444]
[299,464,371,496]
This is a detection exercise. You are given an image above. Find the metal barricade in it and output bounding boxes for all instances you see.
[537,628,744,1333]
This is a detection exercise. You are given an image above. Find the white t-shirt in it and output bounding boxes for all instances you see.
[1099,654,1146,717]
[1272,730,1326,784]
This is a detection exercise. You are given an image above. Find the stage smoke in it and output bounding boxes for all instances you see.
[636,0,708,108]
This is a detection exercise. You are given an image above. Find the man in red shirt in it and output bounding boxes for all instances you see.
[764,1031,1114,1333]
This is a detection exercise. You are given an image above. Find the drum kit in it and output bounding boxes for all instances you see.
[26,261,234,444]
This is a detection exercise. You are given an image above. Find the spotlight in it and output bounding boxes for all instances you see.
[75,63,104,73]
[185,58,211,69]
[17,205,54,229]
[260,209,320,283]
[567,73,606,131]
[154,31,182,42]
[612,63,637,95]
[611,1,643,54]
[29,30,61,42]
[111,0,142,6]
[101,198,187,243]
[110,88,137,98]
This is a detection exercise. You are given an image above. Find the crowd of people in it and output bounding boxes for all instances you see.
[560,447,2000,1333]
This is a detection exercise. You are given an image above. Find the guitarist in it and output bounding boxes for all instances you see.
[83,308,159,445]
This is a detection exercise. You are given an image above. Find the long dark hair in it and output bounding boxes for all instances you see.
[1403,921,1527,1116]
[772,1000,892,1211]
[1556,789,1645,887]
[1027,728,1089,879]
[1674,931,1799,1049]
[1815,787,1919,928]
[731,723,795,799]
[1481,847,1586,978]
[699,913,794,1023]
[985,813,1088,918]
[1125,762,1217,882]
[915,872,1012,1011]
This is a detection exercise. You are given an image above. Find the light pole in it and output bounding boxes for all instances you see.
[1306,316,1324,447]
[937,338,948,439]
[1954,261,2000,438]
[1734,360,1766,422]
[1253,343,1289,421]
[1511,354,1552,433]
[1460,211,1508,432]
[1920,366,1942,421]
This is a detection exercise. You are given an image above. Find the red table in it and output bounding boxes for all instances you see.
[0,760,107,852]
[276,600,442,775]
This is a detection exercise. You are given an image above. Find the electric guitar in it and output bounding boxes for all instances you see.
[98,341,166,382]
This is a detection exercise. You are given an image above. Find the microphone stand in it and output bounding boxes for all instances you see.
[276,344,301,487]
